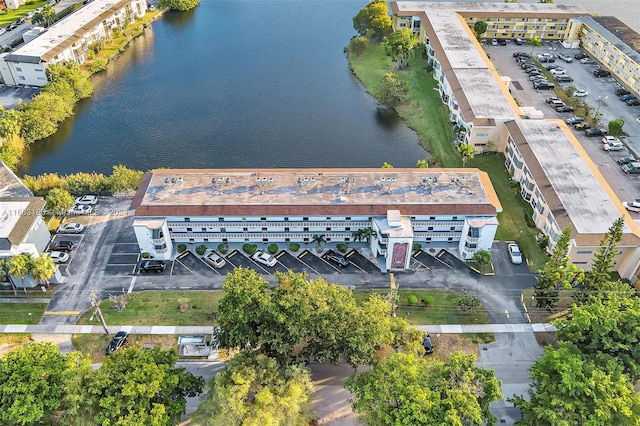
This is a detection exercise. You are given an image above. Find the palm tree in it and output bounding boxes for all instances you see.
[8,254,30,293]
[351,229,364,242]
[29,254,56,289]
[0,259,17,295]
[361,228,377,243]
[312,234,326,253]
[457,143,475,167]
[527,35,542,56]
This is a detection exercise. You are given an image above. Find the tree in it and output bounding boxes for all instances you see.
[473,20,488,39]
[46,187,75,215]
[32,4,56,27]
[0,258,18,295]
[8,254,31,292]
[472,249,492,273]
[348,36,370,57]
[194,352,312,426]
[45,62,93,101]
[28,253,56,288]
[158,0,200,12]
[108,164,145,193]
[352,227,377,243]
[381,162,393,168]
[0,109,22,138]
[346,351,502,426]
[352,0,392,40]
[534,227,583,309]
[312,234,325,252]
[456,143,474,167]
[416,159,429,168]
[527,35,542,55]
[555,297,640,381]
[374,71,408,107]
[580,217,623,294]
[0,342,67,425]
[513,342,640,426]
[87,346,203,425]
[381,28,419,69]
[608,118,624,136]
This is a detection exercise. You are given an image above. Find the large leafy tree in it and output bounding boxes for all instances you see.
[346,351,502,425]
[158,0,200,12]
[87,346,203,425]
[608,119,624,136]
[352,0,392,40]
[473,21,488,39]
[46,187,75,215]
[193,352,313,425]
[534,227,583,309]
[580,217,623,295]
[381,28,419,68]
[108,165,145,193]
[348,35,370,57]
[0,342,67,425]
[374,71,408,108]
[45,62,93,101]
[513,342,640,425]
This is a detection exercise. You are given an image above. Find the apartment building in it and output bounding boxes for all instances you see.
[0,0,147,86]
[130,169,502,271]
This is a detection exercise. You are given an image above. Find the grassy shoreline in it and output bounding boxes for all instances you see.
[348,45,547,271]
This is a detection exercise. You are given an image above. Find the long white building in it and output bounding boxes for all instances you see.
[130,169,502,272]
[0,0,147,86]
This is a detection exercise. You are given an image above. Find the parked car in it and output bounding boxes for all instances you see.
[556,75,574,83]
[627,99,640,106]
[572,89,588,97]
[106,331,128,355]
[558,53,573,63]
[546,64,562,71]
[50,240,73,252]
[139,260,166,273]
[538,56,555,63]
[565,116,584,125]
[326,252,349,267]
[615,88,630,96]
[513,51,529,58]
[545,96,561,104]
[603,141,625,151]
[593,69,611,77]
[534,82,555,90]
[585,128,605,137]
[508,243,523,264]
[251,250,277,267]
[574,122,590,130]
[602,135,619,144]
[498,39,507,46]
[422,334,434,354]
[68,204,93,215]
[205,251,226,269]
[623,201,640,213]
[48,251,70,264]
[491,38,498,46]
[574,52,587,60]
[549,100,565,108]
[621,94,637,102]
[549,68,566,75]
[514,38,523,45]
[579,57,595,64]
[617,156,636,165]
[57,223,85,234]
[622,162,640,174]
[556,105,574,113]
[75,195,98,205]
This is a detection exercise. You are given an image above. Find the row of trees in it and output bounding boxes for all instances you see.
[191,269,502,425]
[0,253,56,294]
[158,0,200,12]
[0,342,204,426]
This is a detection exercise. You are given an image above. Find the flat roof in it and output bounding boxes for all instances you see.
[0,198,45,247]
[132,169,502,218]
[0,162,32,197]
[391,1,588,16]
[584,16,640,66]
[505,120,640,243]
[7,0,133,63]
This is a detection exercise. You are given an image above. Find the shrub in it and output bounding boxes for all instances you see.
[141,252,150,258]
[195,245,206,255]
[289,243,300,252]
[177,244,187,253]
[267,244,278,255]
[407,295,418,304]
[336,243,348,253]
[412,243,422,252]
[89,58,108,73]
[242,244,258,255]
[218,243,228,254]
[421,296,435,307]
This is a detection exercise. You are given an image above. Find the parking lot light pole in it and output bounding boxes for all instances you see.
[594,95,608,126]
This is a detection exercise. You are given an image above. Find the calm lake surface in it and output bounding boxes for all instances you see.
[19,0,427,176]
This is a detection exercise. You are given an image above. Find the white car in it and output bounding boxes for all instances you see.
[580,57,594,64]
[549,68,566,75]
[75,195,98,205]
[623,201,640,213]
[48,251,70,264]
[206,251,226,268]
[603,142,625,151]
[572,89,588,97]
[251,250,277,267]
[602,135,619,144]
[68,205,93,215]
[57,223,85,234]
[558,53,573,63]
[508,243,523,264]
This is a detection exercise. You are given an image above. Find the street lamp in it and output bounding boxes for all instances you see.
[594,95,608,126]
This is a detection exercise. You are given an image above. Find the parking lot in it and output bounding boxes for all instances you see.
[485,40,640,208]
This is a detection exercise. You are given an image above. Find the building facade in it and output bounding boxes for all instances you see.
[0,0,147,87]
[130,169,502,272]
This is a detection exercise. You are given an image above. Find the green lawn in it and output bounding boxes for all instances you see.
[0,1,48,27]
[353,289,490,325]
[0,303,47,324]
[349,44,548,272]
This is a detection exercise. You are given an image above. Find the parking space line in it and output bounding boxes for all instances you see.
[128,276,136,293]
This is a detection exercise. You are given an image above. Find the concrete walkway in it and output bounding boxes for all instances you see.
[0,298,50,303]
[0,323,557,334]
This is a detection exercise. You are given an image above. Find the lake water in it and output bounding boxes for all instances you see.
[19,0,427,176]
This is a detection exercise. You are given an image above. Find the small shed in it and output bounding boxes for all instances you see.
[178,335,211,358]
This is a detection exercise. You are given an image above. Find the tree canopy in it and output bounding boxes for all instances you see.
[46,187,75,215]
[381,28,419,67]
[580,217,623,295]
[374,72,408,108]
[346,351,502,425]
[352,0,392,40]
[158,0,200,11]
[473,21,488,39]
[608,119,624,136]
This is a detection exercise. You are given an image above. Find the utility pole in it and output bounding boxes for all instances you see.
[90,291,109,335]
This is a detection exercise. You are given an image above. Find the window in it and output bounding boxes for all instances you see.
[201,228,206,232]
[15,67,22,72]
[576,250,592,254]
[185,218,190,222]
[186,227,192,232]
[18,76,25,80]
[261,217,266,221]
